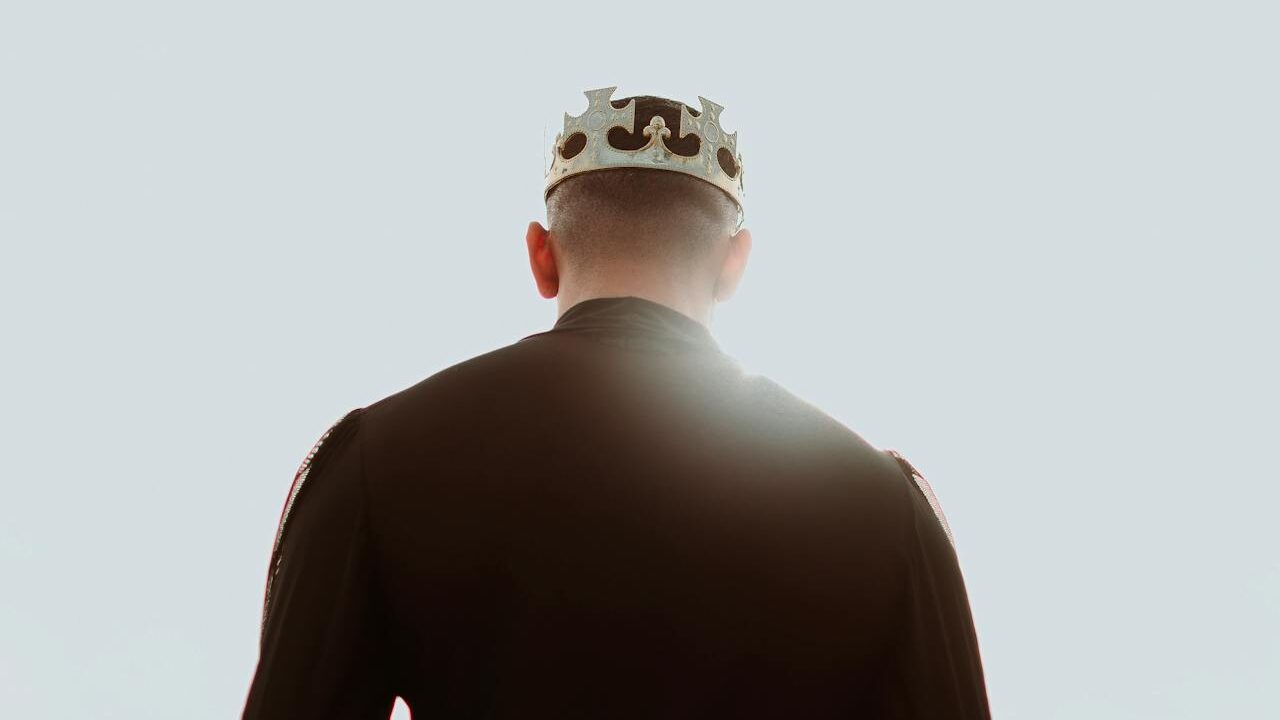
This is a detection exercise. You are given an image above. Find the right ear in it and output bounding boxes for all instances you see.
[526,221,560,299]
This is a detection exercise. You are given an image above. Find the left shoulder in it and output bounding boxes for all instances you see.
[884,448,956,549]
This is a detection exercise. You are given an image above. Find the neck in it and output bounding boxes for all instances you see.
[556,273,715,327]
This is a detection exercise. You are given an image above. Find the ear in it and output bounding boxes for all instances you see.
[526,221,560,299]
[713,227,752,302]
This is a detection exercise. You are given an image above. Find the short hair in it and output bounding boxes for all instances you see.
[545,96,741,280]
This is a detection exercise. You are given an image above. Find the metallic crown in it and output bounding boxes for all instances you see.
[544,86,745,216]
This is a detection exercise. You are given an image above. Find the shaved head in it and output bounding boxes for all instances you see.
[546,167,739,281]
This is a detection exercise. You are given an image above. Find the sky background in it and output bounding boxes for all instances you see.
[1,1,1276,718]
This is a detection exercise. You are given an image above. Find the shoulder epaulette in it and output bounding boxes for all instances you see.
[886,448,956,549]
[260,407,365,640]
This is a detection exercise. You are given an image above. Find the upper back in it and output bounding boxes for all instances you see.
[353,298,918,714]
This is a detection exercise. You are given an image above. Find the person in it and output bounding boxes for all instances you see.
[241,88,992,719]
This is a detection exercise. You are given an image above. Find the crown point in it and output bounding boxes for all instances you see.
[583,86,618,108]
[697,96,724,121]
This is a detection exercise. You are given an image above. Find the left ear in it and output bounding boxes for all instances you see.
[525,221,560,299]
[713,227,752,302]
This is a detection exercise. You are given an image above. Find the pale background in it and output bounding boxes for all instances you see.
[1,1,1276,718]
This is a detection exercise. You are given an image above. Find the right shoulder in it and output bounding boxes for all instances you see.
[361,339,540,416]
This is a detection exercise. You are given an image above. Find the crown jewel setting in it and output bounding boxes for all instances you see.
[545,87,745,213]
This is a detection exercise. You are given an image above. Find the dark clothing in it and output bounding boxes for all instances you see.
[242,296,991,719]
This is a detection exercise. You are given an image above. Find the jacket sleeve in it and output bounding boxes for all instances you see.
[875,450,992,719]
[242,408,398,719]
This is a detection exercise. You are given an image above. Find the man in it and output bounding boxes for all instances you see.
[242,88,991,718]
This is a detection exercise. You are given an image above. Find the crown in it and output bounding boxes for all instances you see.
[545,87,745,217]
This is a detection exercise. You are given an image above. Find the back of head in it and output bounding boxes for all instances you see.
[545,96,741,285]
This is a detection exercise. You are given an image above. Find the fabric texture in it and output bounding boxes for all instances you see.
[242,295,991,719]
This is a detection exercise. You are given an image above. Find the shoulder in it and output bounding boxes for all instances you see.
[271,407,367,553]
[284,409,365,496]
[883,448,956,549]
[359,339,544,424]
[261,407,368,632]
[735,373,889,461]
[730,374,958,536]
[727,375,939,512]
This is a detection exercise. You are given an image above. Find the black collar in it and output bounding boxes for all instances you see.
[521,295,722,355]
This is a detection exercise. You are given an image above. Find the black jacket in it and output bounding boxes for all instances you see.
[242,295,991,719]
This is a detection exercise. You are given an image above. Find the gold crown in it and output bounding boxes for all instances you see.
[545,87,745,218]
